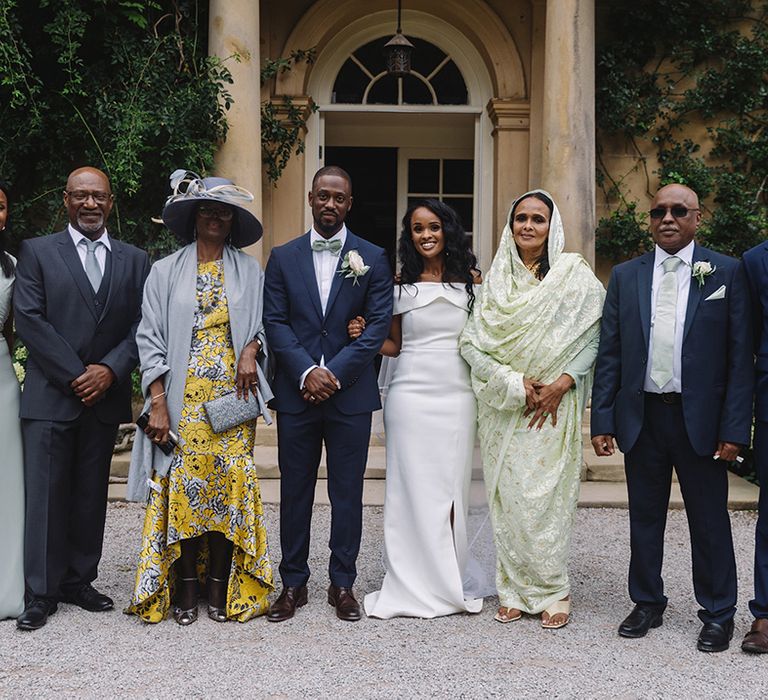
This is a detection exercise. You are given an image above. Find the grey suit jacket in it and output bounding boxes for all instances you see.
[13,229,150,424]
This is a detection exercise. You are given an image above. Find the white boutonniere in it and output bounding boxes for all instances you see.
[691,260,716,288]
[338,250,370,285]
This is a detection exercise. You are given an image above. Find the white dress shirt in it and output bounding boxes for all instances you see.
[68,224,111,275]
[644,240,694,393]
[299,225,347,388]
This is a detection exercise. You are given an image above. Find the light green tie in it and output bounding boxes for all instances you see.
[650,256,682,389]
[311,238,342,255]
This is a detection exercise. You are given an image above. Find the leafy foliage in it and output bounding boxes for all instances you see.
[261,48,317,184]
[0,0,233,259]
[596,0,768,259]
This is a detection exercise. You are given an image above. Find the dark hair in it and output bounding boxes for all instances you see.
[509,191,553,280]
[398,199,479,311]
[0,181,13,279]
[312,165,352,191]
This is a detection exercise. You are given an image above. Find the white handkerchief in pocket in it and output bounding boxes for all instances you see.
[705,284,726,301]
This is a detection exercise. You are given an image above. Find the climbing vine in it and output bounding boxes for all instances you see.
[261,48,318,184]
[596,0,768,260]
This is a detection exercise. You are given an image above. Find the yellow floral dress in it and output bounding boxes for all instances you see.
[127,260,273,622]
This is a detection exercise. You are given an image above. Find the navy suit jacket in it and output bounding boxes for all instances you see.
[591,244,753,456]
[743,242,768,422]
[263,230,393,415]
[13,230,150,424]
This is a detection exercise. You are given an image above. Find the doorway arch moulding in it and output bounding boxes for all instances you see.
[267,0,530,269]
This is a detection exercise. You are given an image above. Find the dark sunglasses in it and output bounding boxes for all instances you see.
[649,206,699,220]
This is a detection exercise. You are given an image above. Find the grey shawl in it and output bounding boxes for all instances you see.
[126,243,272,502]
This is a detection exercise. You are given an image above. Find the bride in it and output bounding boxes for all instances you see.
[349,199,482,618]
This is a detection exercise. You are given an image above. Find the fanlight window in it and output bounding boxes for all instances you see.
[332,38,468,105]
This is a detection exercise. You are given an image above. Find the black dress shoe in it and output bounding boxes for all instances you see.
[62,584,114,612]
[327,584,361,622]
[618,604,664,638]
[267,585,308,622]
[16,599,58,631]
[697,619,734,653]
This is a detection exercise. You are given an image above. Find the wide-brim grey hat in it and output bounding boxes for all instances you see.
[161,170,263,247]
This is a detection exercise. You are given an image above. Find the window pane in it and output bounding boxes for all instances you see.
[431,60,469,105]
[402,75,433,105]
[443,159,473,194]
[408,159,440,193]
[410,38,446,77]
[354,38,387,76]
[332,59,368,104]
[444,197,473,232]
[367,75,398,104]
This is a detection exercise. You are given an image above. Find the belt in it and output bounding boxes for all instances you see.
[644,391,682,405]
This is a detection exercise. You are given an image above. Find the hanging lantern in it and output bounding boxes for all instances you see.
[384,0,414,77]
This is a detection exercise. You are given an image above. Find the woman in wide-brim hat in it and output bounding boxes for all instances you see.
[126,171,274,625]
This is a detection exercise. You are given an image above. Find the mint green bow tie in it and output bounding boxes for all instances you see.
[311,238,342,255]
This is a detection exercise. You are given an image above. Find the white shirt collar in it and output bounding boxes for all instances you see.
[654,239,694,268]
[310,223,347,247]
[68,223,112,251]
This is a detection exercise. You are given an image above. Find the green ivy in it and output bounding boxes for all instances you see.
[596,0,768,260]
[0,0,233,260]
[261,49,318,184]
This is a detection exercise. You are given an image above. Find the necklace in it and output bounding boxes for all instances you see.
[524,259,539,274]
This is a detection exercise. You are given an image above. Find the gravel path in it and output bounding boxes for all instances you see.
[0,504,764,699]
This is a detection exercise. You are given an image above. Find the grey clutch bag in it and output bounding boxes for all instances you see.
[203,388,273,433]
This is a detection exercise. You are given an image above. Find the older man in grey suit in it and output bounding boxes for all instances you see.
[14,167,149,630]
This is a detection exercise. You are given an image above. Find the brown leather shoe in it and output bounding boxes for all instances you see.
[267,585,308,623]
[742,618,768,654]
[327,584,361,622]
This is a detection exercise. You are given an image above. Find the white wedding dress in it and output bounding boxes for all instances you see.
[364,283,483,618]
[0,256,25,619]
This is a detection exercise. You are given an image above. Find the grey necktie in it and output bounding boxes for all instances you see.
[311,238,342,255]
[81,239,103,292]
[650,256,682,389]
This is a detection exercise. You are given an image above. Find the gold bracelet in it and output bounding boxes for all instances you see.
[150,391,166,403]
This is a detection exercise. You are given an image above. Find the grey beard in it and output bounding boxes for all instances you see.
[77,214,104,233]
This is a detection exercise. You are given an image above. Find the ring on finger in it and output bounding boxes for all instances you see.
[542,411,549,417]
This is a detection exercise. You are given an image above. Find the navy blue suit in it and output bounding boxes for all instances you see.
[264,231,393,587]
[592,244,753,624]
[741,243,768,621]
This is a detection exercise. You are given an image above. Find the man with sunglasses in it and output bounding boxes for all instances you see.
[591,183,753,652]
[740,241,768,653]
[13,167,149,630]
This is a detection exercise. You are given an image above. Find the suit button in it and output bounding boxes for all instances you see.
[321,329,328,337]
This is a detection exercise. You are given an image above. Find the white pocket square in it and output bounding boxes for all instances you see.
[705,285,726,301]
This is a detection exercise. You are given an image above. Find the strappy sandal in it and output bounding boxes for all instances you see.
[541,597,570,629]
[207,575,228,623]
[494,606,522,623]
[172,576,199,626]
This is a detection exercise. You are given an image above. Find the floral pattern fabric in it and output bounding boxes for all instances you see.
[126,260,273,622]
[460,191,605,614]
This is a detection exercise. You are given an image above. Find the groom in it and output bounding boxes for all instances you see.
[264,166,393,621]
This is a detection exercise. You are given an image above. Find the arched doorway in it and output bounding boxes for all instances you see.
[303,8,498,271]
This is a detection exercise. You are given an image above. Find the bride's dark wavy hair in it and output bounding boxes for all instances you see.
[398,198,479,311]
[0,181,13,279]
[510,191,553,280]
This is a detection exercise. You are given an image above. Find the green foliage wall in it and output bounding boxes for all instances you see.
[0,0,233,259]
[596,0,768,260]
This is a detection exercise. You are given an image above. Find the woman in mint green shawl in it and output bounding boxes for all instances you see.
[460,190,605,629]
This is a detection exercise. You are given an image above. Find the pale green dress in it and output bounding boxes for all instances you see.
[460,191,605,614]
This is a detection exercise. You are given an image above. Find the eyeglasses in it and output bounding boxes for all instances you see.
[197,205,234,221]
[66,190,112,204]
[649,206,700,220]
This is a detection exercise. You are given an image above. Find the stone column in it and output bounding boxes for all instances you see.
[541,0,595,266]
[487,99,531,250]
[208,0,263,260]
